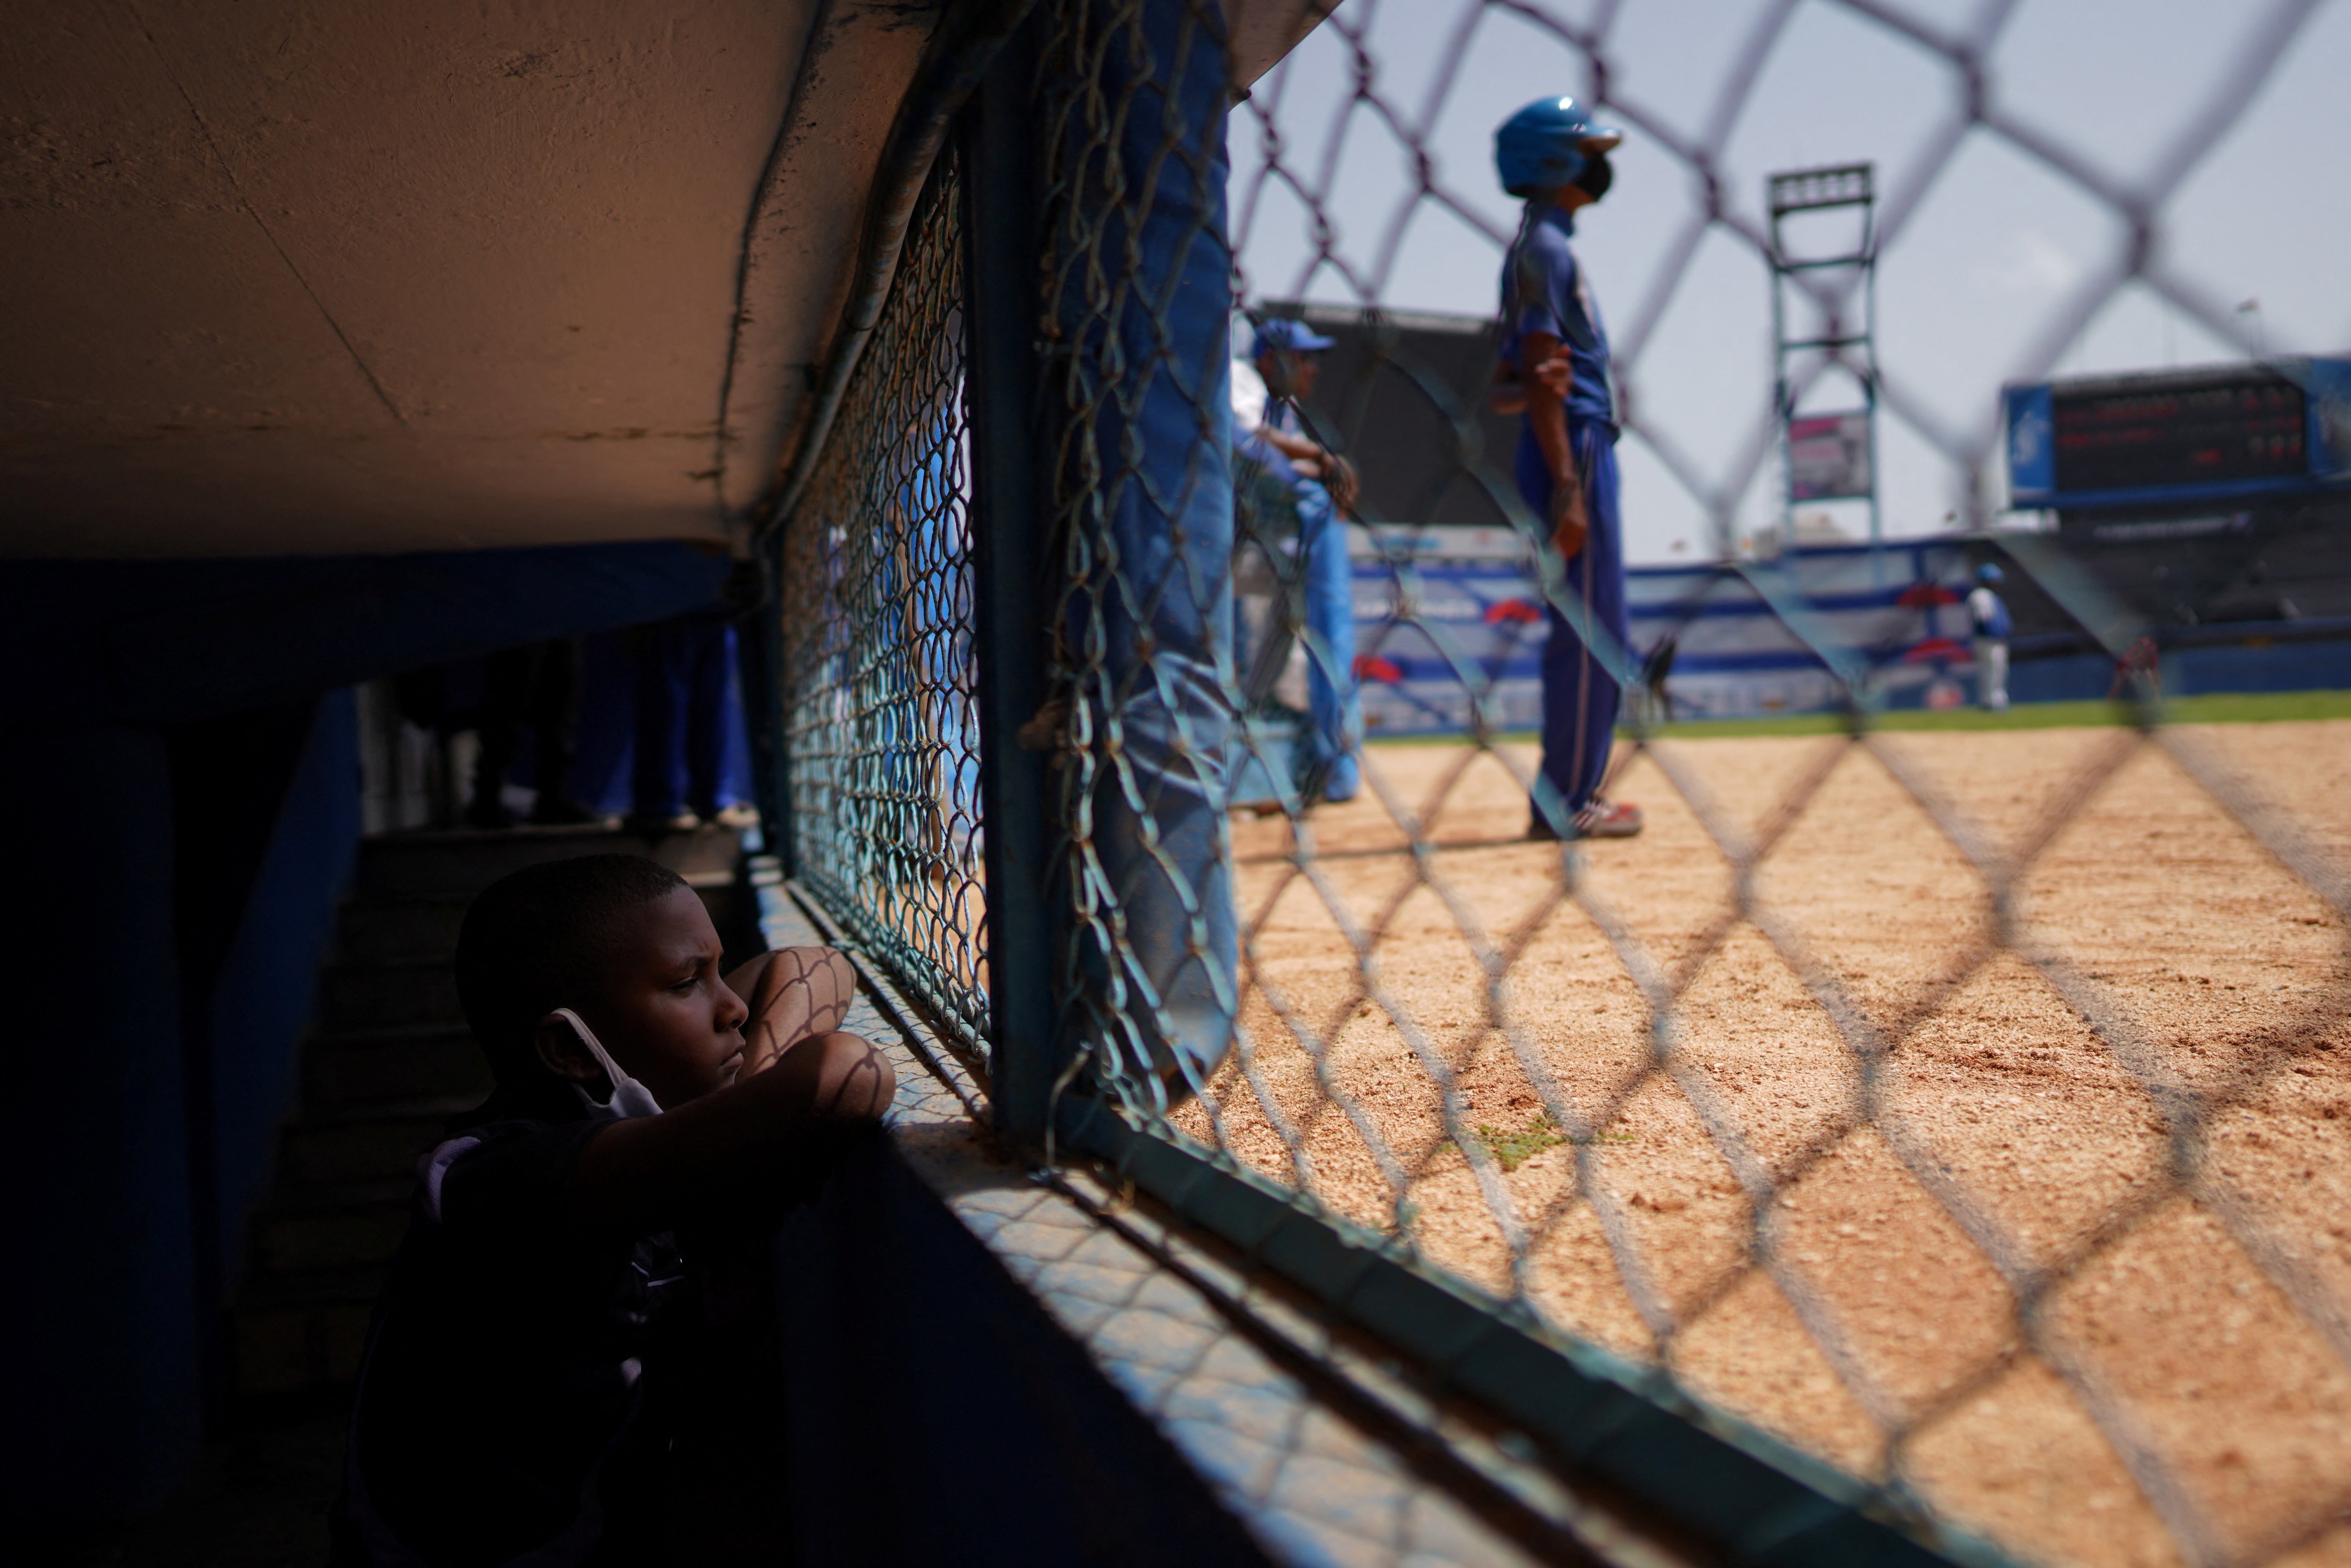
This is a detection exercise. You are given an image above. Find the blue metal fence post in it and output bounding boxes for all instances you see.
[965,14,1065,1144]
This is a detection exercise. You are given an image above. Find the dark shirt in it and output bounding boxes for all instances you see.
[1499,202,1616,428]
[333,1091,689,1567]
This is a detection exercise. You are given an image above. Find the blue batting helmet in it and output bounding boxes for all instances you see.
[1977,562,2005,585]
[1495,96,1623,197]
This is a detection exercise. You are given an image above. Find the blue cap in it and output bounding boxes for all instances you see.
[1496,96,1623,197]
[1252,318,1336,357]
[1977,562,2005,585]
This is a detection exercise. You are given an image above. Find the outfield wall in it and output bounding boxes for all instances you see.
[1342,527,2351,732]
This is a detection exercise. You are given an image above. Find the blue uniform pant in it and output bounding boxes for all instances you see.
[1236,432,1361,801]
[1292,467,1361,801]
[634,617,735,818]
[1515,421,1626,818]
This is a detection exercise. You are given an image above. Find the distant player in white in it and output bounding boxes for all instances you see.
[1969,562,2011,712]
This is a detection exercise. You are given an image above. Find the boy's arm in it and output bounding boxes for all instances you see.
[1255,423,1323,467]
[1519,328,1588,558]
[728,946,857,1076]
[564,1029,895,1234]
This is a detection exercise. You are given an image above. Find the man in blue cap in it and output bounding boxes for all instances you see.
[1231,315,1362,803]
[1493,96,1641,839]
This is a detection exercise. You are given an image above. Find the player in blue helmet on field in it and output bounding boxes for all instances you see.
[1492,96,1641,839]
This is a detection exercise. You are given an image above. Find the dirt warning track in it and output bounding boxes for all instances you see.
[1183,722,2351,1568]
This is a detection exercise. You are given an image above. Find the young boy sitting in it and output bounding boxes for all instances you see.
[331,853,894,1566]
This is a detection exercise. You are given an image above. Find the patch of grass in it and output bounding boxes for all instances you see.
[1476,1114,1564,1171]
[1470,1111,1632,1171]
[1640,690,2351,739]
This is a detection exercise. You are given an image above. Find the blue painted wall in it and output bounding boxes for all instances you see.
[205,690,363,1286]
[2008,640,2351,704]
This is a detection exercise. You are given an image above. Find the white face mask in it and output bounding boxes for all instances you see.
[550,1007,664,1119]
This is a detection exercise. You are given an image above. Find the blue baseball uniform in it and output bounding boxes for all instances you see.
[1501,203,1626,820]
[1232,356,1362,802]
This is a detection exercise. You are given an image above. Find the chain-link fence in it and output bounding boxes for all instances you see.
[764,2,2351,1564]
[766,146,989,1070]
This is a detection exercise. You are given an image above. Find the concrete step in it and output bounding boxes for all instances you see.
[317,959,463,1031]
[304,1025,492,1108]
[248,1181,413,1276]
[359,823,743,900]
[278,1096,476,1187]
[338,897,470,964]
[232,1271,386,1397]
[238,1262,393,1311]
[234,1302,376,1396]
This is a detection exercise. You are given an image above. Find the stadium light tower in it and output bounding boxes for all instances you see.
[1768,163,1882,578]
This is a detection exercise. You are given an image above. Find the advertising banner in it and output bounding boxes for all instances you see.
[1788,412,1873,500]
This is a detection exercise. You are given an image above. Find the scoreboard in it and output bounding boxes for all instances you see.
[2006,357,2351,509]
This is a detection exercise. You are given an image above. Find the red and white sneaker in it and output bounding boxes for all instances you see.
[1528,799,1644,841]
[1576,799,1643,838]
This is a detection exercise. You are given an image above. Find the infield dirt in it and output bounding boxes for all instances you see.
[1183,720,2351,1568]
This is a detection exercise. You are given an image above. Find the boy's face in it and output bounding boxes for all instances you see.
[536,887,750,1110]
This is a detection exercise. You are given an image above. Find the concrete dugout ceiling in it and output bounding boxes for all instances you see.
[2,0,1329,560]
[1,0,930,557]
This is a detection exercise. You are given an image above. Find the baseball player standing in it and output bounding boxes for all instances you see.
[1969,562,2013,712]
[1495,97,1641,840]
[1231,317,1363,804]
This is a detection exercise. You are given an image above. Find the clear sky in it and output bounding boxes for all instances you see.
[1229,0,2351,562]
